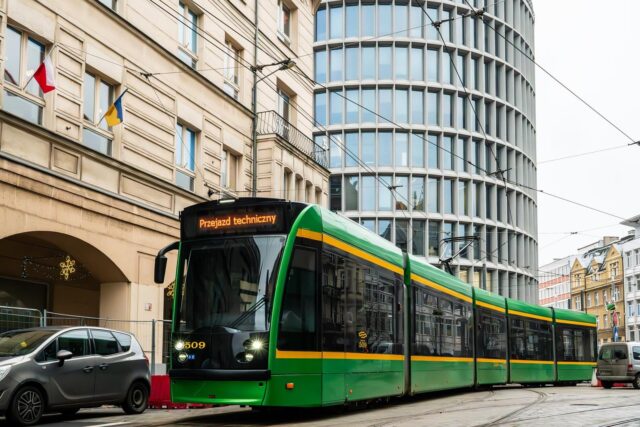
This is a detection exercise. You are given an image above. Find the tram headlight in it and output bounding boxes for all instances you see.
[249,339,263,351]
[244,353,254,362]
[243,338,265,353]
[177,352,188,363]
[174,340,185,351]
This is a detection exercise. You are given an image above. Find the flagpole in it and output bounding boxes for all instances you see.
[22,43,57,91]
[96,87,128,127]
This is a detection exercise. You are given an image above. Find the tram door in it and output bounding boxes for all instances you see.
[321,252,346,404]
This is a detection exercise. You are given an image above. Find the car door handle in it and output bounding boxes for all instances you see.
[98,363,108,371]
[82,366,94,373]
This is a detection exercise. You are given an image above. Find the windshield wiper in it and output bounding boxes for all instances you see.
[229,297,267,328]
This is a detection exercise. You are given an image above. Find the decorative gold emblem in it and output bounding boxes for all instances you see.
[166,281,175,298]
[59,256,76,280]
[358,330,368,351]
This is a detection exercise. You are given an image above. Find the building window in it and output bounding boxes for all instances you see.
[277,88,291,122]
[3,26,45,125]
[98,0,116,10]
[283,169,291,200]
[83,72,114,155]
[223,41,240,99]
[178,2,198,68]
[175,123,196,191]
[222,149,238,190]
[278,0,292,43]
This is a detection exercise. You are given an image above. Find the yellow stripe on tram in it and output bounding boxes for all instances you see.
[510,359,555,365]
[556,319,596,328]
[508,309,552,322]
[477,358,507,364]
[410,274,472,303]
[476,300,506,313]
[411,355,474,363]
[557,361,597,366]
[275,350,403,361]
[296,229,323,242]
[296,229,404,275]
[275,350,322,359]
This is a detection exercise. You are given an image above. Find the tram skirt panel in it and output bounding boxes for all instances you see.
[476,359,508,385]
[410,357,474,393]
[556,362,595,382]
[509,361,555,384]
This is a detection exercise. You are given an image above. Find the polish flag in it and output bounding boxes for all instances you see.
[32,55,56,93]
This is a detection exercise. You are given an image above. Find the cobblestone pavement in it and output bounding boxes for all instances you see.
[3,384,640,426]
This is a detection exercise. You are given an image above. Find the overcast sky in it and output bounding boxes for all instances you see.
[533,0,640,267]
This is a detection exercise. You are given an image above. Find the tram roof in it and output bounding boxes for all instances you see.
[474,287,507,309]
[407,254,473,299]
[299,205,405,271]
[506,297,553,320]
[553,307,597,325]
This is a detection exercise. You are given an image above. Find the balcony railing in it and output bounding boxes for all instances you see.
[256,110,329,169]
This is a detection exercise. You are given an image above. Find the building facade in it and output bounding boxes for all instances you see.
[538,256,572,309]
[0,0,327,369]
[571,242,625,345]
[622,216,640,342]
[313,0,539,301]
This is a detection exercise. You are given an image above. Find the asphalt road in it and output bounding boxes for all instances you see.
[3,384,640,426]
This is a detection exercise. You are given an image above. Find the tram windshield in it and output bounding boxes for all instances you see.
[175,235,285,333]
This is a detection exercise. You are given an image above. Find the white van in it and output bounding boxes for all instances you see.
[597,342,640,389]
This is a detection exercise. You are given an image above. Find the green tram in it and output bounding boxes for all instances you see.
[153,198,597,407]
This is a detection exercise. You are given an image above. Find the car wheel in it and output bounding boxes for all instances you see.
[602,381,613,389]
[633,375,640,389]
[6,385,45,426]
[122,381,149,415]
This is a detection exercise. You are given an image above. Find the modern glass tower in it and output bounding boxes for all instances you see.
[313,0,538,302]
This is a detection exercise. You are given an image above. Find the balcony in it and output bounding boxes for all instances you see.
[256,111,329,170]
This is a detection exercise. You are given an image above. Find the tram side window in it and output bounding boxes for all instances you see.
[321,249,402,354]
[413,287,472,357]
[278,247,318,351]
[525,320,553,361]
[476,308,507,359]
[509,318,526,360]
[556,325,596,362]
[322,251,345,351]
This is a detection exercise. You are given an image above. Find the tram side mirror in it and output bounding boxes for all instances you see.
[154,241,180,284]
[154,256,167,284]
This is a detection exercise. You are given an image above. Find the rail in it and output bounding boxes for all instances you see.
[255,110,329,169]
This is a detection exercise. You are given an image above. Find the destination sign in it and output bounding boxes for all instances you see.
[181,202,293,239]
[198,213,278,231]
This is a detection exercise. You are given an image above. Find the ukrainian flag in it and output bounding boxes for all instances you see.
[104,88,128,127]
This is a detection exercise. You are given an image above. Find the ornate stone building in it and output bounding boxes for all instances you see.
[0,0,327,369]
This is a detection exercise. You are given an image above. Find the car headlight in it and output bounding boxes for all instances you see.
[0,366,11,382]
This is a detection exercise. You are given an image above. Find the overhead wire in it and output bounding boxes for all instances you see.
[464,0,638,146]
[65,0,633,266]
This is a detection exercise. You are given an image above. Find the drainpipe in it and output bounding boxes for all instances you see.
[251,0,259,197]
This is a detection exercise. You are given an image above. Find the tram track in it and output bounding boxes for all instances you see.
[367,390,506,427]
[479,389,549,427]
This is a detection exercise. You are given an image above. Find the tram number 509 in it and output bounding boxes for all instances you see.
[184,341,206,350]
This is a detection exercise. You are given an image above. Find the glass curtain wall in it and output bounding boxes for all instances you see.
[314,0,538,302]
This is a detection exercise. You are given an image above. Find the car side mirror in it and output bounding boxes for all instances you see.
[56,350,73,367]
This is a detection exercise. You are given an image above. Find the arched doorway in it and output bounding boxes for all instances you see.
[0,231,128,318]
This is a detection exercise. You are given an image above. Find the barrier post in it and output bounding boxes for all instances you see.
[151,319,156,376]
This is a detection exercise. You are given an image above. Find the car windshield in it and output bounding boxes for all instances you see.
[176,235,285,333]
[0,329,56,356]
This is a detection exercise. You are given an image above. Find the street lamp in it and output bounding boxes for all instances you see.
[251,58,295,197]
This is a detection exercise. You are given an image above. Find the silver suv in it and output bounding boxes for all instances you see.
[597,342,640,389]
[0,326,150,426]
